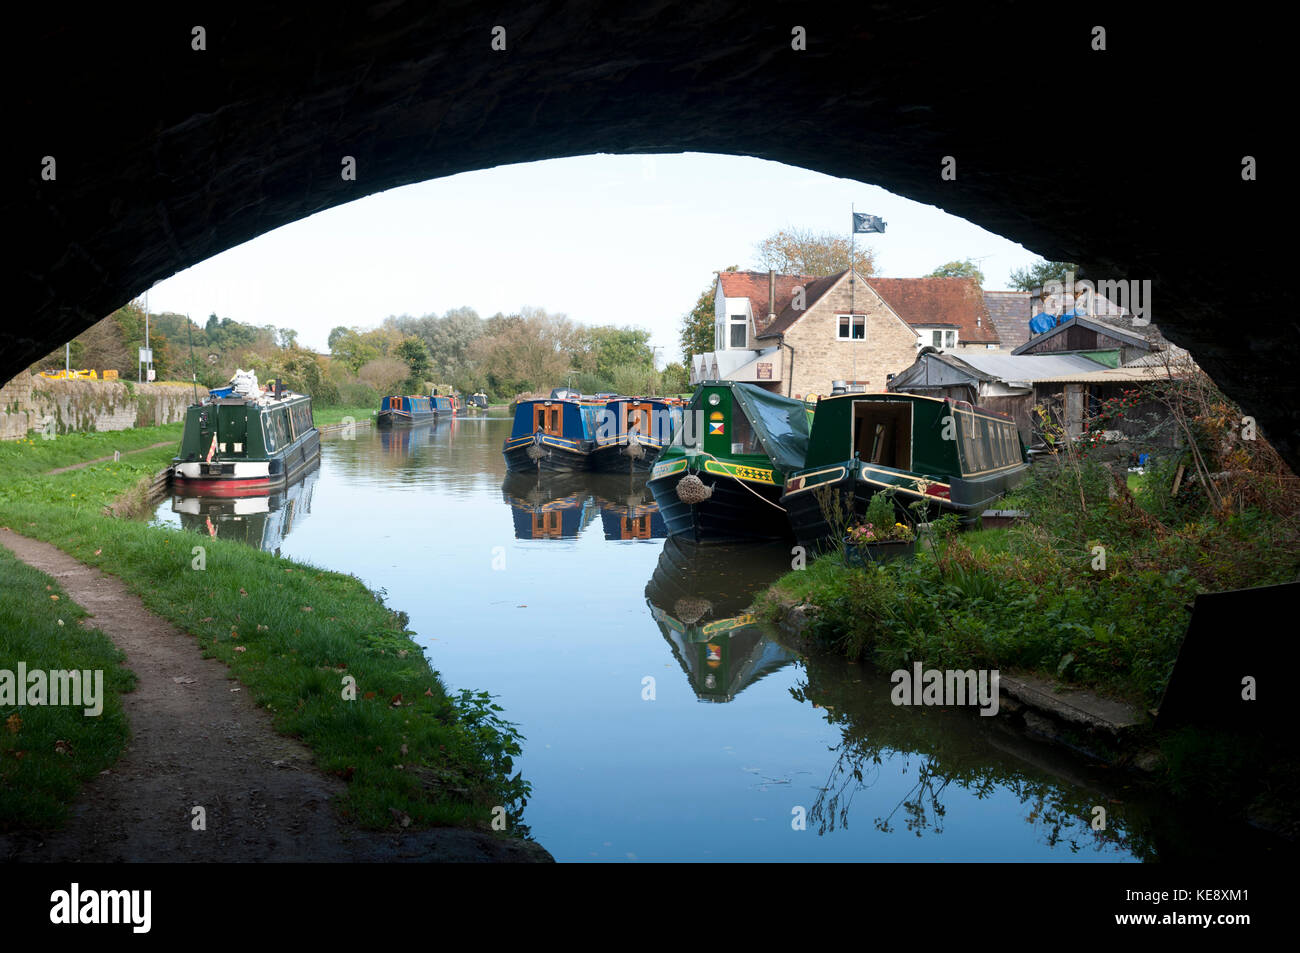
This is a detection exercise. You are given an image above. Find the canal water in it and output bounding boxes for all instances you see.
[152,416,1204,861]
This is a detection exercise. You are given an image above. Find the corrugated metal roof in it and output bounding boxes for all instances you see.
[947,352,1107,382]
[1029,364,1191,384]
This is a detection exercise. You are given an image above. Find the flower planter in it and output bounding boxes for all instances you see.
[843,536,915,567]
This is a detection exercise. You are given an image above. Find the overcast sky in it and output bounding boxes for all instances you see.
[144,152,1047,364]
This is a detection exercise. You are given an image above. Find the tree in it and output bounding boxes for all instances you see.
[660,361,689,395]
[926,259,985,285]
[754,228,873,277]
[357,357,410,396]
[1008,260,1080,292]
[470,309,573,395]
[679,281,717,362]
[331,328,382,373]
[278,327,299,349]
[589,326,653,381]
[394,336,433,392]
[327,325,351,351]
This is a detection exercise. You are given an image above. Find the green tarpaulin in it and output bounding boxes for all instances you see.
[691,382,811,472]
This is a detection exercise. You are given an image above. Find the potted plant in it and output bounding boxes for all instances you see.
[844,491,916,566]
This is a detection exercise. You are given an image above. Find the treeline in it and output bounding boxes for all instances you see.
[329,306,688,401]
[41,300,691,409]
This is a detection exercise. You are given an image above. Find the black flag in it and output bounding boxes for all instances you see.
[853,212,886,234]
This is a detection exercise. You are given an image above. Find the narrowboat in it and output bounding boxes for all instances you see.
[589,397,686,473]
[171,372,320,494]
[780,392,1029,549]
[377,395,437,427]
[644,537,798,702]
[431,394,459,417]
[502,396,606,472]
[647,381,814,542]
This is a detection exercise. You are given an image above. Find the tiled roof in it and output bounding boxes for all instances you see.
[756,272,844,338]
[869,277,1000,345]
[717,270,819,334]
[983,290,1031,349]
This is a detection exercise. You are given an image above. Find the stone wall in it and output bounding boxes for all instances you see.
[782,279,920,400]
[0,374,193,439]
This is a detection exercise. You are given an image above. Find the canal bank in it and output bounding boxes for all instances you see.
[0,423,550,859]
[752,449,1300,845]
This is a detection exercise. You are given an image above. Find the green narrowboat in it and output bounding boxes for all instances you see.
[172,376,320,495]
[647,381,814,542]
[780,393,1028,549]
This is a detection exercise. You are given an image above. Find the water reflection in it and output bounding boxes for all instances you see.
[500,471,668,541]
[786,647,1157,857]
[646,537,797,702]
[501,472,598,540]
[163,460,319,554]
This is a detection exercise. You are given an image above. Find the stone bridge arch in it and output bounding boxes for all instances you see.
[4,3,1288,464]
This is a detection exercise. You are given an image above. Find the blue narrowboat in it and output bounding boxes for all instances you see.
[589,397,686,473]
[502,397,607,471]
[431,394,459,417]
[377,395,437,427]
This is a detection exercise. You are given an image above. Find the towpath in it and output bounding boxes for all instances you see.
[0,529,550,862]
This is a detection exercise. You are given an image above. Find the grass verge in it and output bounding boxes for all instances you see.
[0,545,136,829]
[0,429,531,835]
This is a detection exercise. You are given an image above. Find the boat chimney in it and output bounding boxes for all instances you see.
[832,380,847,396]
[768,270,776,326]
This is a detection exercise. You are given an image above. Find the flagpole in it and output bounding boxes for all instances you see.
[850,204,856,384]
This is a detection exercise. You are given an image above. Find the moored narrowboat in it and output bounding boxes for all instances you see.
[171,372,320,494]
[431,394,459,417]
[780,392,1029,550]
[502,396,606,471]
[589,397,686,473]
[647,381,814,543]
[377,394,438,427]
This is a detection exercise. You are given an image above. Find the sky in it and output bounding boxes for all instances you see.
[143,152,1049,365]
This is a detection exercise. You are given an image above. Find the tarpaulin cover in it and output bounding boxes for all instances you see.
[1029,312,1056,335]
[695,382,812,472]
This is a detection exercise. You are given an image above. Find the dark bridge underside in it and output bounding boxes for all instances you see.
[5,3,1290,466]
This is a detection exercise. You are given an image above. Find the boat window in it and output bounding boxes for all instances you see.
[729,402,763,456]
[851,401,913,470]
[533,404,562,436]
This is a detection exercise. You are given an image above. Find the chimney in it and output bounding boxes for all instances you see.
[768,270,776,325]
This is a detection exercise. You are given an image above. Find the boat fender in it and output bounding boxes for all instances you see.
[624,439,645,460]
[526,443,545,461]
[676,473,713,505]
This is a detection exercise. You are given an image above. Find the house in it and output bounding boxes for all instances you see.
[690,270,999,399]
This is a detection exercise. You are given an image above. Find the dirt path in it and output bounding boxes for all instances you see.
[43,441,175,475]
[0,531,551,862]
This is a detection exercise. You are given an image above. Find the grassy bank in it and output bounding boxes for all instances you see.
[313,405,375,427]
[0,424,532,835]
[0,423,182,476]
[0,545,136,828]
[761,454,1300,709]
